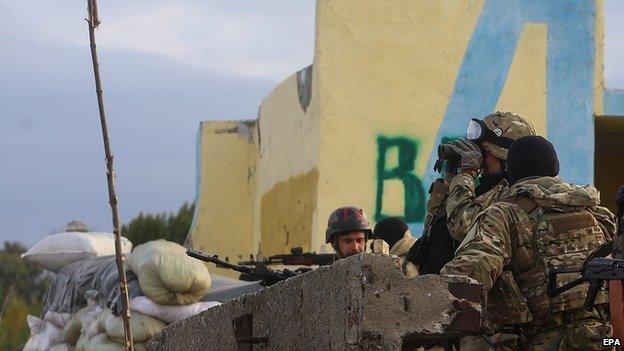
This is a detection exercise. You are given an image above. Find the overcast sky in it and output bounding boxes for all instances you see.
[1,1,622,246]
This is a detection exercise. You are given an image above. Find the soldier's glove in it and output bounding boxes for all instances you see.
[447,139,482,174]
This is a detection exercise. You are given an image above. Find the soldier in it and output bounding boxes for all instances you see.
[371,217,419,277]
[408,111,536,274]
[441,135,616,350]
[325,206,371,259]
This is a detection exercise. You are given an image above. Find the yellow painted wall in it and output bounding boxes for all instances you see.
[189,0,610,263]
[187,120,257,277]
[495,23,547,136]
[314,0,488,250]
[255,70,321,256]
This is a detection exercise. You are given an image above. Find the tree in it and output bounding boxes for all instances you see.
[0,242,49,350]
[122,202,195,246]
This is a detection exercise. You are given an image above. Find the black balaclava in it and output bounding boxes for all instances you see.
[372,217,408,249]
[476,171,507,196]
[507,135,559,185]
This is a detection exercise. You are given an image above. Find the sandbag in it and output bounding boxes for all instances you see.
[76,333,145,351]
[23,315,63,351]
[130,296,220,323]
[63,304,103,344]
[98,308,165,343]
[50,343,75,351]
[22,231,132,272]
[127,240,211,305]
[45,311,72,329]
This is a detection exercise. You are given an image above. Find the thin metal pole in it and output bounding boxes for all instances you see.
[85,1,134,349]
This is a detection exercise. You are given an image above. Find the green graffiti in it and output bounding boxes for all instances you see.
[375,136,426,223]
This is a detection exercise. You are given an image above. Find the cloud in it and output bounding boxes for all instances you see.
[1,1,315,81]
[0,40,274,245]
[94,2,315,80]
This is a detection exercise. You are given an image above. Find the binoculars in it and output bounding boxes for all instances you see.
[433,144,460,173]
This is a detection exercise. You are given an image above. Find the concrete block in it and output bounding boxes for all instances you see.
[147,253,484,350]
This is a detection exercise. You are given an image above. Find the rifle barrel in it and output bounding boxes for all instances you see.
[186,249,253,274]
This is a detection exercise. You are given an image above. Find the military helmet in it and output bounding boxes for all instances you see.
[466,111,536,160]
[325,206,372,243]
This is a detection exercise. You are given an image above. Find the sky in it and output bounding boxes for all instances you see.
[1,1,623,246]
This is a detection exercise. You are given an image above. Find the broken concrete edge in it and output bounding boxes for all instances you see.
[202,119,257,142]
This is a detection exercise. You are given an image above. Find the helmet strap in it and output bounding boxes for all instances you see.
[331,238,347,259]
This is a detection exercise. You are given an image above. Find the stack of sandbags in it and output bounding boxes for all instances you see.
[61,304,162,350]
[127,240,211,305]
[25,239,218,349]
[70,308,162,350]
[21,231,132,272]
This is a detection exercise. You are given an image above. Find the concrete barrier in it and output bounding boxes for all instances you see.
[148,254,484,350]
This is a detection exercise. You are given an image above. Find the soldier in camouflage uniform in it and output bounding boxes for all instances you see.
[441,136,616,350]
[445,111,537,242]
[408,112,536,275]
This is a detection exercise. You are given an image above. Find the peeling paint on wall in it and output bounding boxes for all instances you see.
[214,120,256,141]
[297,65,313,112]
[260,168,319,256]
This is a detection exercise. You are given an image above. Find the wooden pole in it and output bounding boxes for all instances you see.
[85,0,134,349]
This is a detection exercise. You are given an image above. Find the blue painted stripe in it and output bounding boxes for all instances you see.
[408,223,424,239]
[544,1,595,184]
[420,0,596,207]
[604,89,624,116]
[186,121,203,244]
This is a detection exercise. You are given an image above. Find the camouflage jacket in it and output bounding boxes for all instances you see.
[441,177,616,349]
[389,231,419,278]
[445,173,508,242]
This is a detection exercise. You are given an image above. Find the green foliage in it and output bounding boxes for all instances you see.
[122,202,195,247]
[0,242,49,350]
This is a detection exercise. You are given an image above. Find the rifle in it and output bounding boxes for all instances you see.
[547,257,624,311]
[186,249,300,286]
[238,247,335,266]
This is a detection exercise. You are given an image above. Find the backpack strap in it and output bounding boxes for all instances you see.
[515,196,539,216]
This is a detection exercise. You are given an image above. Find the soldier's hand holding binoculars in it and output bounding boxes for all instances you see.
[435,139,482,179]
[448,139,482,173]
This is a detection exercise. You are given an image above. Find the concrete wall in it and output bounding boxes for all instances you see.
[255,67,321,256]
[148,254,484,351]
[189,0,624,258]
[186,120,258,277]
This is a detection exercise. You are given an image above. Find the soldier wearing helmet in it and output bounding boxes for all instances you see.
[325,206,371,259]
[407,111,536,275]
[441,136,616,350]
[445,111,536,242]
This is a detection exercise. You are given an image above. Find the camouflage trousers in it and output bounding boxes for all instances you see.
[460,308,614,350]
